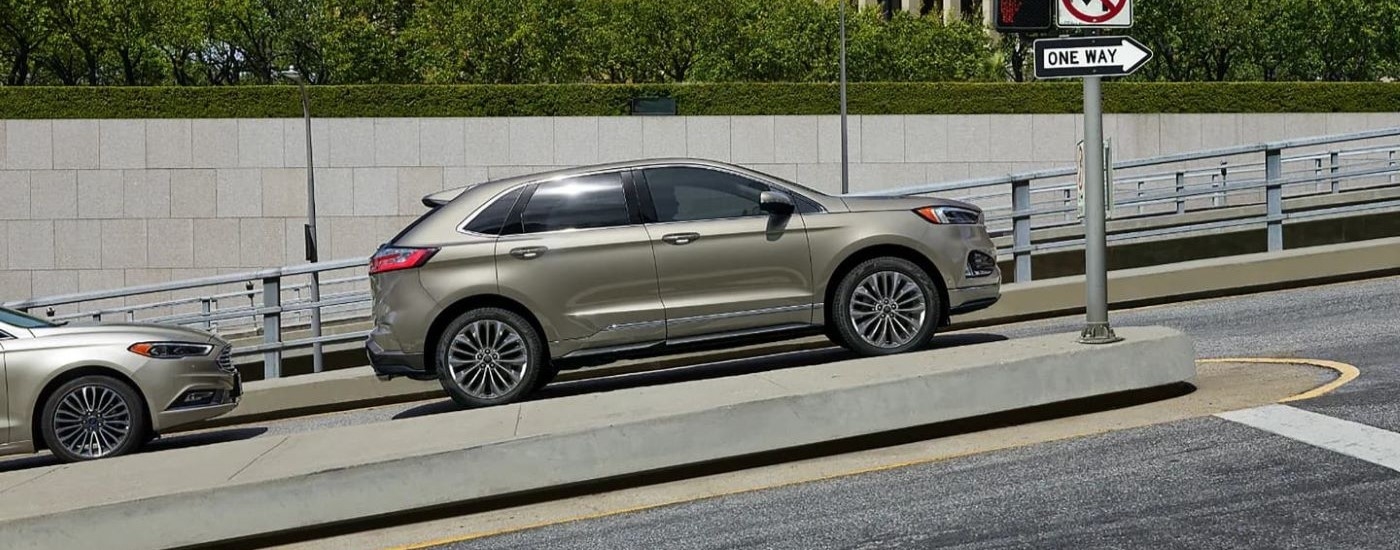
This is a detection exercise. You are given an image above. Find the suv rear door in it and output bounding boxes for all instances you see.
[637,166,814,340]
[494,171,665,349]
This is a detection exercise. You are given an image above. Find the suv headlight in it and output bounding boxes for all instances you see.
[128,342,214,359]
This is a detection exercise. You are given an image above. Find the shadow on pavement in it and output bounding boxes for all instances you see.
[391,332,1009,421]
[147,427,269,452]
[0,427,269,474]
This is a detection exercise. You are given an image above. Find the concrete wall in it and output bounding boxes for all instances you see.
[2,112,1398,301]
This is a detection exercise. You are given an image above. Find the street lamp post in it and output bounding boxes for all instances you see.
[839,0,850,195]
[280,67,325,373]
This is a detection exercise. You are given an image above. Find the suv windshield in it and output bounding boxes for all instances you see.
[0,307,58,329]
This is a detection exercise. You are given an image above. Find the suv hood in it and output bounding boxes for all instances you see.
[841,196,981,213]
[29,323,223,345]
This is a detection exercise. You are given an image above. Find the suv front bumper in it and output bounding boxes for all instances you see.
[366,339,433,381]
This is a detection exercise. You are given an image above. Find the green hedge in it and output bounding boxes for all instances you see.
[1,82,1396,118]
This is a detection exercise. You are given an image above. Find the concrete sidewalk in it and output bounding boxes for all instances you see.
[0,327,1194,550]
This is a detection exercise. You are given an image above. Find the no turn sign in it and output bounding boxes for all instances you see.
[1058,0,1132,28]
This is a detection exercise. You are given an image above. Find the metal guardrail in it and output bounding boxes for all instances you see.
[858,126,1400,282]
[5,127,1400,379]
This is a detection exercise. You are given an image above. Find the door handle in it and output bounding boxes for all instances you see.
[509,246,548,260]
[661,232,701,245]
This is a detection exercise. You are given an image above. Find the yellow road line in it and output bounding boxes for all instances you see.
[390,357,1359,550]
[1198,357,1359,402]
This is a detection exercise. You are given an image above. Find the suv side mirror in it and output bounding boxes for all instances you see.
[760,191,795,215]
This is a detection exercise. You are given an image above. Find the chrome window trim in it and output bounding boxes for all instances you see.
[494,222,647,240]
[0,330,11,340]
[456,168,632,237]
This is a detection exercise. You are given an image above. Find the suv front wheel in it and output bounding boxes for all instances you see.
[830,257,941,356]
[436,308,545,408]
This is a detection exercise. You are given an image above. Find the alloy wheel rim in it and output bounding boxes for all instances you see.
[52,385,133,459]
[849,271,927,349]
[446,320,529,399]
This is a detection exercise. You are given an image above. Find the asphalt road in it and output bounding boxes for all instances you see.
[428,274,1400,550]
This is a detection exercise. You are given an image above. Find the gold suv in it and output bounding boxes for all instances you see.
[367,159,1000,408]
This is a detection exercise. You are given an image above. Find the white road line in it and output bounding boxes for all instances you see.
[1217,404,1400,473]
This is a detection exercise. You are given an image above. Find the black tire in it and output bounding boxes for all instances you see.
[436,307,545,408]
[829,257,941,356]
[40,375,148,463]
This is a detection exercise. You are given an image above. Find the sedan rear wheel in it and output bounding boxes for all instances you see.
[41,375,148,462]
[831,257,941,356]
[437,308,544,408]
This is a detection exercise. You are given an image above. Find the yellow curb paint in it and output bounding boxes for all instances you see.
[390,357,1359,550]
[1198,357,1359,403]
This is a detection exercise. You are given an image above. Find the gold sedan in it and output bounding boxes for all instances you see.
[0,307,240,462]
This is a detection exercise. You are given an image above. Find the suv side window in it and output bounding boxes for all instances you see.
[518,172,630,233]
[463,187,524,235]
[642,167,769,223]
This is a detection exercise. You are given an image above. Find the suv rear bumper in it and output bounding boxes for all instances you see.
[366,339,433,381]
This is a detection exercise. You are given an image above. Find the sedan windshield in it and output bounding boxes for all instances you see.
[0,307,58,329]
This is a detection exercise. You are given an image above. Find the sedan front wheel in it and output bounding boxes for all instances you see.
[40,375,148,462]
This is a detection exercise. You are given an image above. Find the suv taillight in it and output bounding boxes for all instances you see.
[369,247,439,275]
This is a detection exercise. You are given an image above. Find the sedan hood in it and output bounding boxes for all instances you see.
[841,196,982,214]
[29,323,223,345]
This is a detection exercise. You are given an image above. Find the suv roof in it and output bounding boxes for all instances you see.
[422,158,825,207]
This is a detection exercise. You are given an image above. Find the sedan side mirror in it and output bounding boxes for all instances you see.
[760,191,795,215]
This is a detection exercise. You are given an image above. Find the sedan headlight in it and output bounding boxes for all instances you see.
[914,206,982,225]
[128,342,215,359]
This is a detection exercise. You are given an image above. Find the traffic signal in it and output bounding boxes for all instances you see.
[994,0,1053,32]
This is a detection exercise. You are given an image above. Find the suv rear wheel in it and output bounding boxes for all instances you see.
[436,308,545,408]
[830,257,941,356]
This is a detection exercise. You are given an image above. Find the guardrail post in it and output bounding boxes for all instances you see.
[1329,152,1339,193]
[1215,163,1227,207]
[1391,150,1397,184]
[1265,148,1283,252]
[1314,158,1323,193]
[1174,171,1186,214]
[1011,179,1032,283]
[200,298,212,330]
[262,276,282,379]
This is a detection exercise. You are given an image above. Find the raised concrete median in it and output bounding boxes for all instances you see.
[0,327,1194,549]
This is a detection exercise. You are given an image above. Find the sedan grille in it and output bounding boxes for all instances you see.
[217,347,235,372]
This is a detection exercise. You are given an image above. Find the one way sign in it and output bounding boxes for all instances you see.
[1033,35,1152,79]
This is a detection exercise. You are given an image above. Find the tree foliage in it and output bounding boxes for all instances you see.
[0,0,1394,86]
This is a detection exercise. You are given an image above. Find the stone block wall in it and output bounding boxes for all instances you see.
[2,112,1397,301]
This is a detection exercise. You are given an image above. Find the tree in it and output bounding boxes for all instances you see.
[0,0,52,84]
[407,0,588,84]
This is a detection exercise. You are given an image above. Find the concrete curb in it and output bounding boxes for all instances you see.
[0,327,1195,549]
[198,237,1397,428]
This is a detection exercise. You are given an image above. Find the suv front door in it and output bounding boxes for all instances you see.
[638,166,814,340]
[494,171,665,351]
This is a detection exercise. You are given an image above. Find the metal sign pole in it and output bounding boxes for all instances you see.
[1078,75,1120,344]
[839,0,849,195]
